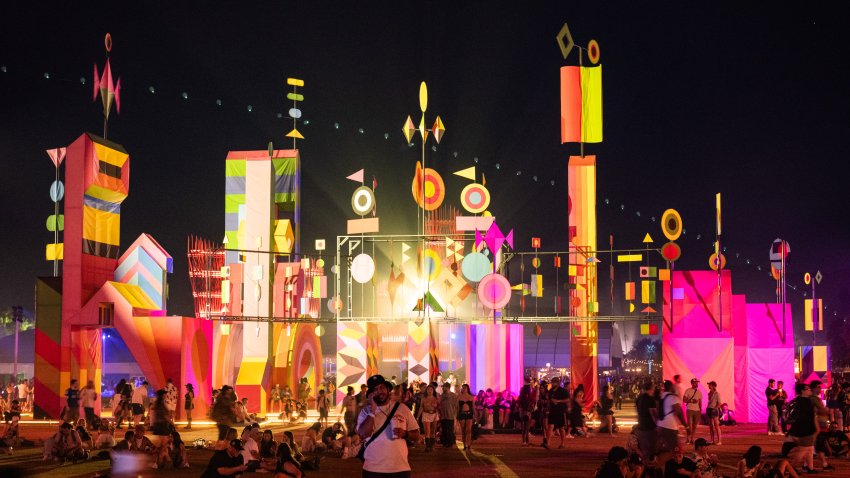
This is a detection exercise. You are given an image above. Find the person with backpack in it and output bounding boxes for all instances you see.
[787,382,818,473]
[706,381,722,445]
[657,380,686,458]
[517,376,536,446]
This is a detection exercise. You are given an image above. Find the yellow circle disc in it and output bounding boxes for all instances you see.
[587,39,600,64]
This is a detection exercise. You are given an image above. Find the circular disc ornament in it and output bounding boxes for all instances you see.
[314,325,325,337]
[771,266,781,281]
[460,183,490,214]
[50,180,65,202]
[351,186,375,216]
[412,167,445,211]
[105,33,113,52]
[587,39,600,64]
[534,324,542,337]
[423,249,442,282]
[419,81,428,113]
[661,209,683,241]
[660,241,682,262]
[478,273,511,310]
[461,252,491,283]
[351,253,375,283]
[804,272,811,285]
[327,296,343,313]
[316,258,325,268]
[531,257,541,269]
[708,252,726,271]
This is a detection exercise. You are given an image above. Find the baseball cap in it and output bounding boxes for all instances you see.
[694,438,711,448]
[707,381,717,386]
[366,374,389,393]
[229,439,244,451]
[691,378,700,384]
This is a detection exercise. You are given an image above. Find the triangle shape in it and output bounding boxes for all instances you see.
[346,169,365,183]
[643,233,654,243]
[453,166,476,181]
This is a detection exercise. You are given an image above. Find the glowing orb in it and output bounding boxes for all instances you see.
[460,183,490,214]
[423,249,442,282]
[461,252,491,283]
[351,186,375,216]
[351,253,375,283]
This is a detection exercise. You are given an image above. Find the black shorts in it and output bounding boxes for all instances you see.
[458,411,473,420]
[132,403,145,415]
[706,408,718,418]
[319,409,329,419]
[549,412,566,428]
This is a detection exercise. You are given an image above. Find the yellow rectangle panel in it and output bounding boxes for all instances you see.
[95,142,129,167]
[813,346,828,371]
[235,359,267,385]
[221,279,231,304]
[617,254,643,262]
[804,299,823,331]
[83,206,120,245]
[580,66,603,143]
[46,243,64,260]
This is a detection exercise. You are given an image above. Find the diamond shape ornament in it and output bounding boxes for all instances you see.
[402,116,416,143]
[418,115,429,141]
[815,270,823,284]
[431,116,445,144]
[409,364,427,377]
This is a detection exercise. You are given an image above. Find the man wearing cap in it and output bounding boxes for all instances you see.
[692,438,720,478]
[437,381,458,448]
[683,379,702,444]
[201,439,248,478]
[357,375,420,477]
[765,379,781,435]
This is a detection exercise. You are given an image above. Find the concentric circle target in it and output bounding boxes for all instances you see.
[351,186,375,216]
[351,253,375,283]
[587,39,600,64]
[660,241,682,262]
[661,209,683,241]
[460,183,490,214]
[708,252,726,271]
[477,273,511,310]
[412,167,445,211]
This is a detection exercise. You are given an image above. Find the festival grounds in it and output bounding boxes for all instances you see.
[2,403,846,478]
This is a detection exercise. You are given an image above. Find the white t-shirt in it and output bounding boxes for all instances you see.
[241,436,259,462]
[683,387,703,412]
[357,401,418,473]
[81,388,99,408]
[657,392,681,430]
[131,385,147,404]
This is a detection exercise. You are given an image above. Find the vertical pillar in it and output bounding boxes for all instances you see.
[568,155,598,406]
[407,319,432,384]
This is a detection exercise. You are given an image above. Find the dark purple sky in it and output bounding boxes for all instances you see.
[1,4,848,343]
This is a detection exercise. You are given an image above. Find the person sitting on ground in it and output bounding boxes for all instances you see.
[341,431,362,460]
[2,416,21,453]
[301,421,324,453]
[163,430,190,469]
[113,430,135,451]
[719,403,736,426]
[239,425,261,472]
[200,438,247,478]
[4,399,21,423]
[130,424,157,455]
[274,442,304,478]
[321,422,347,452]
[75,418,94,450]
[665,444,698,477]
[282,430,304,462]
[735,445,800,478]
[94,422,116,450]
[258,429,278,472]
[596,446,630,478]
[823,422,850,458]
[692,438,722,478]
[50,422,87,463]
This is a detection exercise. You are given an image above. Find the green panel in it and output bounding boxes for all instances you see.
[35,277,63,344]
[272,157,297,176]
[225,194,245,213]
[225,160,246,177]
[224,231,239,250]
[274,194,296,207]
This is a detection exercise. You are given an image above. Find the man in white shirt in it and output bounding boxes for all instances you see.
[356,374,420,477]
[131,381,147,427]
[17,380,29,412]
[683,378,703,444]
[80,380,99,429]
[657,380,686,457]
[164,378,178,421]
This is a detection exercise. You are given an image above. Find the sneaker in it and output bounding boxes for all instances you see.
[823,465,835,471]
[182,463,191,468]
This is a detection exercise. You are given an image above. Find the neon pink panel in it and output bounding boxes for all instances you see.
[465,324,523,395]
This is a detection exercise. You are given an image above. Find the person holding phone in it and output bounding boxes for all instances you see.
[356,375,420,477]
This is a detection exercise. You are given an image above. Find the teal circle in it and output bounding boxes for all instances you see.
[461,252,491,283]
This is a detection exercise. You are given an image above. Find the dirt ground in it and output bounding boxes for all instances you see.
[1,413,848,477]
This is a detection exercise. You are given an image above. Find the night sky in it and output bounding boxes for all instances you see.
[1,4,848,346]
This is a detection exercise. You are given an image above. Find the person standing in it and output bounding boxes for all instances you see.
[356,374,419,478]
[788,382,817,473]
[164,378,178,422]
[598,384,615,436]
[80,380,98,429]
[766,379,781,435]
[65,379,81,423]
[683,378,702,444]
[270,384,282,415]
[437,382,458,448]
[672,375,684,398]
[131,381,147,427]
[183,384,195,430]
[457,384,475,451]
[419,384,439,452]
[16,380,29,414]
[317,389,330,428]
[656,380,685,456]
[547,377,570,448]
[517,376,537,445]
[810,380,835,471]
[775,380,788,433]
[341,386,357,433]
[706,381,722,445]
[635,381,658,459]
[537,380,551,448]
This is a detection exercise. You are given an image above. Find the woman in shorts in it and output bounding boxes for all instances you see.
[419,385,439,452]
[458,384,476,451]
